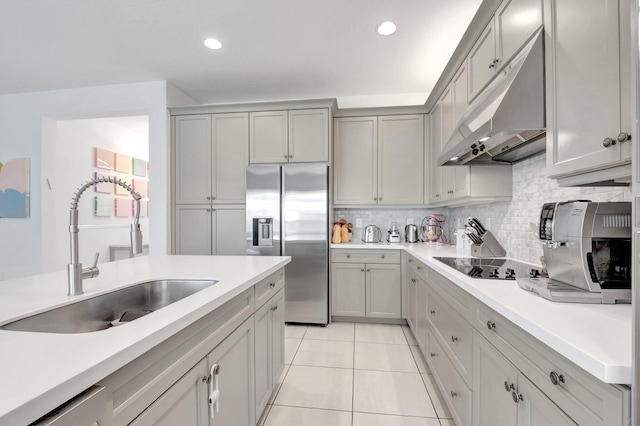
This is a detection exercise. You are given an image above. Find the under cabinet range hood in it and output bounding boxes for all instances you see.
[438,29,545,166]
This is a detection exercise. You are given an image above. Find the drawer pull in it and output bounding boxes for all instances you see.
[346,254,351,258]
[269,282,276,288]
[430,310,436,315]
[411,278,416,283]
[408,259,413,263]
[512,392,523,404]
[381,255,385,258]
[417,266,422,270]
[450,391,459,398]
[271,304,278,312]
[504,381,515,392]
[486,321,496,330]
[361,268,365,272]
[430,352,437,357]
[550,371,565,385]
[366,269,371,272]
[451,336,459,343]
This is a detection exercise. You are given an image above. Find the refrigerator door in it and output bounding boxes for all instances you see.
[282,164,329,324]
[246,165,281,256]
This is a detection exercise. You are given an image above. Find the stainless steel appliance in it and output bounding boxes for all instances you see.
[420,215,446,243]
[362,225,382,243]
[517,201,632,304]
[246,164,329,324]
[405,224,419,243]
[387,222,401,243]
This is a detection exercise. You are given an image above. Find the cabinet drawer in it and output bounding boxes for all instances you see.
[255,269,285,309]
[406,255,428,282]
[332,249,400,264]
[428,330,472,426]
[427,266,472,321]
[475,304,629,426]
[428,289,473,386]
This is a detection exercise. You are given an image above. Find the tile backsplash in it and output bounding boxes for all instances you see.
[334,153,631,264]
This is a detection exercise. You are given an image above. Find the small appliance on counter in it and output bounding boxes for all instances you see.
[516,201,632,304]
[387,222,402,243]
[405,224,419,243]
[420,215,447,243]
[362,225,382,243]
[464,217,506,257]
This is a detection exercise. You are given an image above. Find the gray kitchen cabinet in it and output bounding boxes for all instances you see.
[174,113,248,205]
[129,359,208,426]
[331,249,401,319]
[429,103,443,203]
[334,115,424,205]
[415,274,428,354]
[544,0,632,183]
[250,109,329,164]
[174,205,246,255]
[468,0,542,102]
[406,269,418,335]
[439,86,456,201]
[254,288,285,418]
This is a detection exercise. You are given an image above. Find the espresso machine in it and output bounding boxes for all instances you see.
[516,201,632,304]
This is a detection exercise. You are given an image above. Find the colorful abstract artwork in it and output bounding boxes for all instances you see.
[132,158,147,177]
[94,172,114,194]
[95,148,114,170]
[114,153,132,174]
[132,179,148,198]
[94,196,113,217]
[114,198,130,217]
[0,158,30,218]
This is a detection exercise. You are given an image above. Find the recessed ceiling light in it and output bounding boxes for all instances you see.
[204,38,223,50]
[377,21,397,36]
[479,136,490,142]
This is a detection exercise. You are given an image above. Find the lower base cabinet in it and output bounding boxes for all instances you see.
[95,270,285,426]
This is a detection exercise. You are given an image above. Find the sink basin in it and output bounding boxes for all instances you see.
[0,279,218,333]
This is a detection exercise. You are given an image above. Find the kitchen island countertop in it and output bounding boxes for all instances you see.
[0,255,290,424]
[332,241,632,385]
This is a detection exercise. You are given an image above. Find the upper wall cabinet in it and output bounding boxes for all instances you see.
[174,113,249,205]
[544,0,632,184]
[468,0,542,101]
[250,109,329,164]
[334,115,424,205]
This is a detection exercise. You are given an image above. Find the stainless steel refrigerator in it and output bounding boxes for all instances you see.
[246,164,329,324]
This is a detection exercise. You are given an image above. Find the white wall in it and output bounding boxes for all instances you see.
[53,117,150,269]
[0,81,194,280]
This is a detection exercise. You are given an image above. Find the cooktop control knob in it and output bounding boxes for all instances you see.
[489,268,499,278]
[505,268,516,279]
[530,269,540,278]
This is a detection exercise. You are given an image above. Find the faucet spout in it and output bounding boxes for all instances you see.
[68,176,143,296]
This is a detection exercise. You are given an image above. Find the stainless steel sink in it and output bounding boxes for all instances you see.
[0,279,218,333]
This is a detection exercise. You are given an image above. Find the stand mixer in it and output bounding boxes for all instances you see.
[420,215,447,243]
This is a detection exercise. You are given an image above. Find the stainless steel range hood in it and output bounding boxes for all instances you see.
[437,29,545,166]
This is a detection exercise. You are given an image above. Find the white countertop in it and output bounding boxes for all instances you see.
[0,255,291,424]
[332,241,632,385]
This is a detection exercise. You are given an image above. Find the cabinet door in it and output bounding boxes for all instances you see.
[288,109,329,162]
[440,87,456,200]
[331,263,366,316]
[333,117,378,205]
[377,115,424,204]
[212,113,248,203]
[249,111,288,164]
[254,301,271,418]
[270,289,285,386]
[175,115,212,204]
[366,264,401,319]
[416,277,428,354]
[214,206,246,255]
[516,374,578,426]
[207,319,255,426]
[468,22,497,101]
[429,102,443,203]
[496,0,542,68]
[174,205,212,255]
[406,271,418,335]
[130,359,208,426]
[545,0,629,177]
[472,334,518,426]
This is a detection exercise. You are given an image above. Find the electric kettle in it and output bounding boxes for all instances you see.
[405,224,419,243]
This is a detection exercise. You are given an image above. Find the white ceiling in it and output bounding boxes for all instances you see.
[1,0,482,107]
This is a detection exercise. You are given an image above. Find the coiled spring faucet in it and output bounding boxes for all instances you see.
[68,176,143,296]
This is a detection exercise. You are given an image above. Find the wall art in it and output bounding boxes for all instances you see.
[0,158,30,218]
[95,148,114,170]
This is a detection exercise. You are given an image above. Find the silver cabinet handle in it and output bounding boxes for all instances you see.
[512,392,523,404]
[451,336,459,343]
[430,310,436,315]
[366,269,370,272]
[269,282,275,288]
[489,63,494,69]
[430,352,436,357]
[450,391,459,398]
[504,381,515,392]
[346,254,351,258]
[206,196,211,200]
[417,266,422,270]
[603,137,614,147]
[550,371,565,385]
[617,132,631,142]
[288,155,293,159]
[374,197,378,201]
[361,268,365,272]
[379,198,382,201]
[435,194,440,198]
[487,321,496,330]
[408,259,413,263]
[271,304,278,311]
[211,196,216,200]
[206,208,211,212]
[284,155,288,159]
[381,255,385,259]
[411,278,416,283]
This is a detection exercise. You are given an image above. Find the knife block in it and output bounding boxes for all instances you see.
[470,230,506,257]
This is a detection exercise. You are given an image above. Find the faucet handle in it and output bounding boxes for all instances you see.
[92,252,100,268]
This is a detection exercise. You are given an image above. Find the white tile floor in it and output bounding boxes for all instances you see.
[259,322,454,426]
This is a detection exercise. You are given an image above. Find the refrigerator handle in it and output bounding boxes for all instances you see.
[252,218,273,247]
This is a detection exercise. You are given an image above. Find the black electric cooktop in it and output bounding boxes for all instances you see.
[434,257,545,280]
